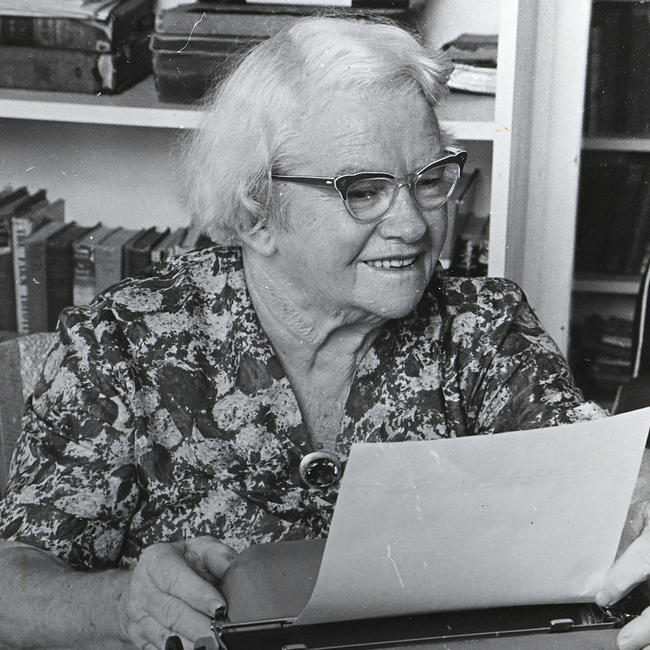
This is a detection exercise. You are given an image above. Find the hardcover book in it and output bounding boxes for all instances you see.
[24,219,72,333]
[0,34,152,93]
[0,0,155,52]
[46,222,93,330]
[150,226,187,264]
[72,224,115,306]
[0,186,29,247]
[155,2,414,39]
[11,192,62,334]
[124,227,168,278]
[94,226,141,294]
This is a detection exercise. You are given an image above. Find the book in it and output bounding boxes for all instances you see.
[625,4,650,135]
[150,226,187,264]
[623,175,650,275]
[442,33,497,96]
[0,0,155,53]
[124,227,168,277]
[73,224,116,306]
[155,2,415,39]
[603,163,648,274]
[0,34,151,93]
[574,157,628,274]
[94,226,141,294]
[175,223,213,255]
[24,219,72,333]
[46,222,93,330]
[0,1,121,21]
[11,192,61,334]
[0,186,29,247]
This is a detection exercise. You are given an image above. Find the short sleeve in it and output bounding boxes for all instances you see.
[442,278,607,434]
[0,307,141,569]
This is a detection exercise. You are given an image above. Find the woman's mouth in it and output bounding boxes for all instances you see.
[362,256,418,269]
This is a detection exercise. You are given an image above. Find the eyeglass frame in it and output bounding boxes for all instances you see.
[270,146,468,223]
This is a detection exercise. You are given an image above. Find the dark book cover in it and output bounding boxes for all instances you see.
[604,162,648,274]
[156,2,413,39]
[124,227,168,277]
[0,247,16,332]
[73,224,116,306]
[574,158,628,273]
[0,186,29,248]
[625,4,650,135]
[150,226,188,264]
[94,226,142,294]
[441,33,498,65]
[0,0,154,53]
[25,220,72,333]
[46,223,93,330]
[0,34,152,94]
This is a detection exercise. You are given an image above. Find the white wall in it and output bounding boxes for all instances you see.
[0,119,190,230]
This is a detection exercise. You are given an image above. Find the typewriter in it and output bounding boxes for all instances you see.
[177,540,646,650]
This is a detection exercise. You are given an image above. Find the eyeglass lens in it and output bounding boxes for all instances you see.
[345,162,461,222]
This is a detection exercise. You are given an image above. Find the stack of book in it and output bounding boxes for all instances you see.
[441,33,497,96]
[592,316,634,391]
[0,0,154,94]
[584,1,650,136]
[0,186,212,335]
[573,314,634,398]
[575,152,650,276]
[152,0,415,104]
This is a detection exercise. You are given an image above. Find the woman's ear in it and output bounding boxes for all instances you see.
[237,218,278,257]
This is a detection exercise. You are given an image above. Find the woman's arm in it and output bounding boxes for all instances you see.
[0,537,234,650]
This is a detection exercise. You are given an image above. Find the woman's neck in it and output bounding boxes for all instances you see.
[242,250,383,373]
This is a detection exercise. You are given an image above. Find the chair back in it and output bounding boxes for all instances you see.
[0,332,56,495]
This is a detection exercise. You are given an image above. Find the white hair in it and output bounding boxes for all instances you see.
[180,15,451,244]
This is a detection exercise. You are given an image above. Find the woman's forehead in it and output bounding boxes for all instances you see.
[290,87,441,173]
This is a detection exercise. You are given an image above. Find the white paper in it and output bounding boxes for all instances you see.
[297,408,650,624]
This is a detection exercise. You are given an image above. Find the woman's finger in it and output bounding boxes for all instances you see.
[144,545,226,616]
[617,606,650,650]
[145,589,214,641]
[597,528,650,607]
[180,537,237,583]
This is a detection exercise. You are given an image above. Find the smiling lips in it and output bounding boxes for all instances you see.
[362,256,418,269]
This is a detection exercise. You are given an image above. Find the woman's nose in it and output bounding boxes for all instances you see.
[376,185,429,243]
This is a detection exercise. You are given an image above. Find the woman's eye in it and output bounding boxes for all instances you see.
[347,182,383,202]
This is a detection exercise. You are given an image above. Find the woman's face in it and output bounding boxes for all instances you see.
[268,86,447,324]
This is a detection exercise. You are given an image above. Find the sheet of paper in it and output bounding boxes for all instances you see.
[296,408,650,624]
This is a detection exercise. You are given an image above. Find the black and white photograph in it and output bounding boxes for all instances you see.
[1,1,650,648]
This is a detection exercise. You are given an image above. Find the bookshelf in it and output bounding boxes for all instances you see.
[0,0,588,352]
[568,0,650,405]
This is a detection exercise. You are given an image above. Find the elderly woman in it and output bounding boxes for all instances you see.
[1,14,647,650]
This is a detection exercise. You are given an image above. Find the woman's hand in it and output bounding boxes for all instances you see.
[597,502,650,650]
[118,536,236,650]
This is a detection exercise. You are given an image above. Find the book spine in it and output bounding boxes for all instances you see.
[0,15,112,52]
[95,244,125,295]
[73,243,98,306]
[11,216,35,335]
[0,42,151,94]
[25,237,49,333]
[47,242,76,331]
[0,247,16,331]
[156,11,302,38]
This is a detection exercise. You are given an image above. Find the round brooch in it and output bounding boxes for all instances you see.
[299,450,342,489]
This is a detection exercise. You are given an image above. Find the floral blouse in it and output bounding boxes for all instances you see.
[0,246,604,569]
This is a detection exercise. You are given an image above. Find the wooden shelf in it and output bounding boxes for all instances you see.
[573,273,641,295]
[0,76,496,139]
[583,136,650,153]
